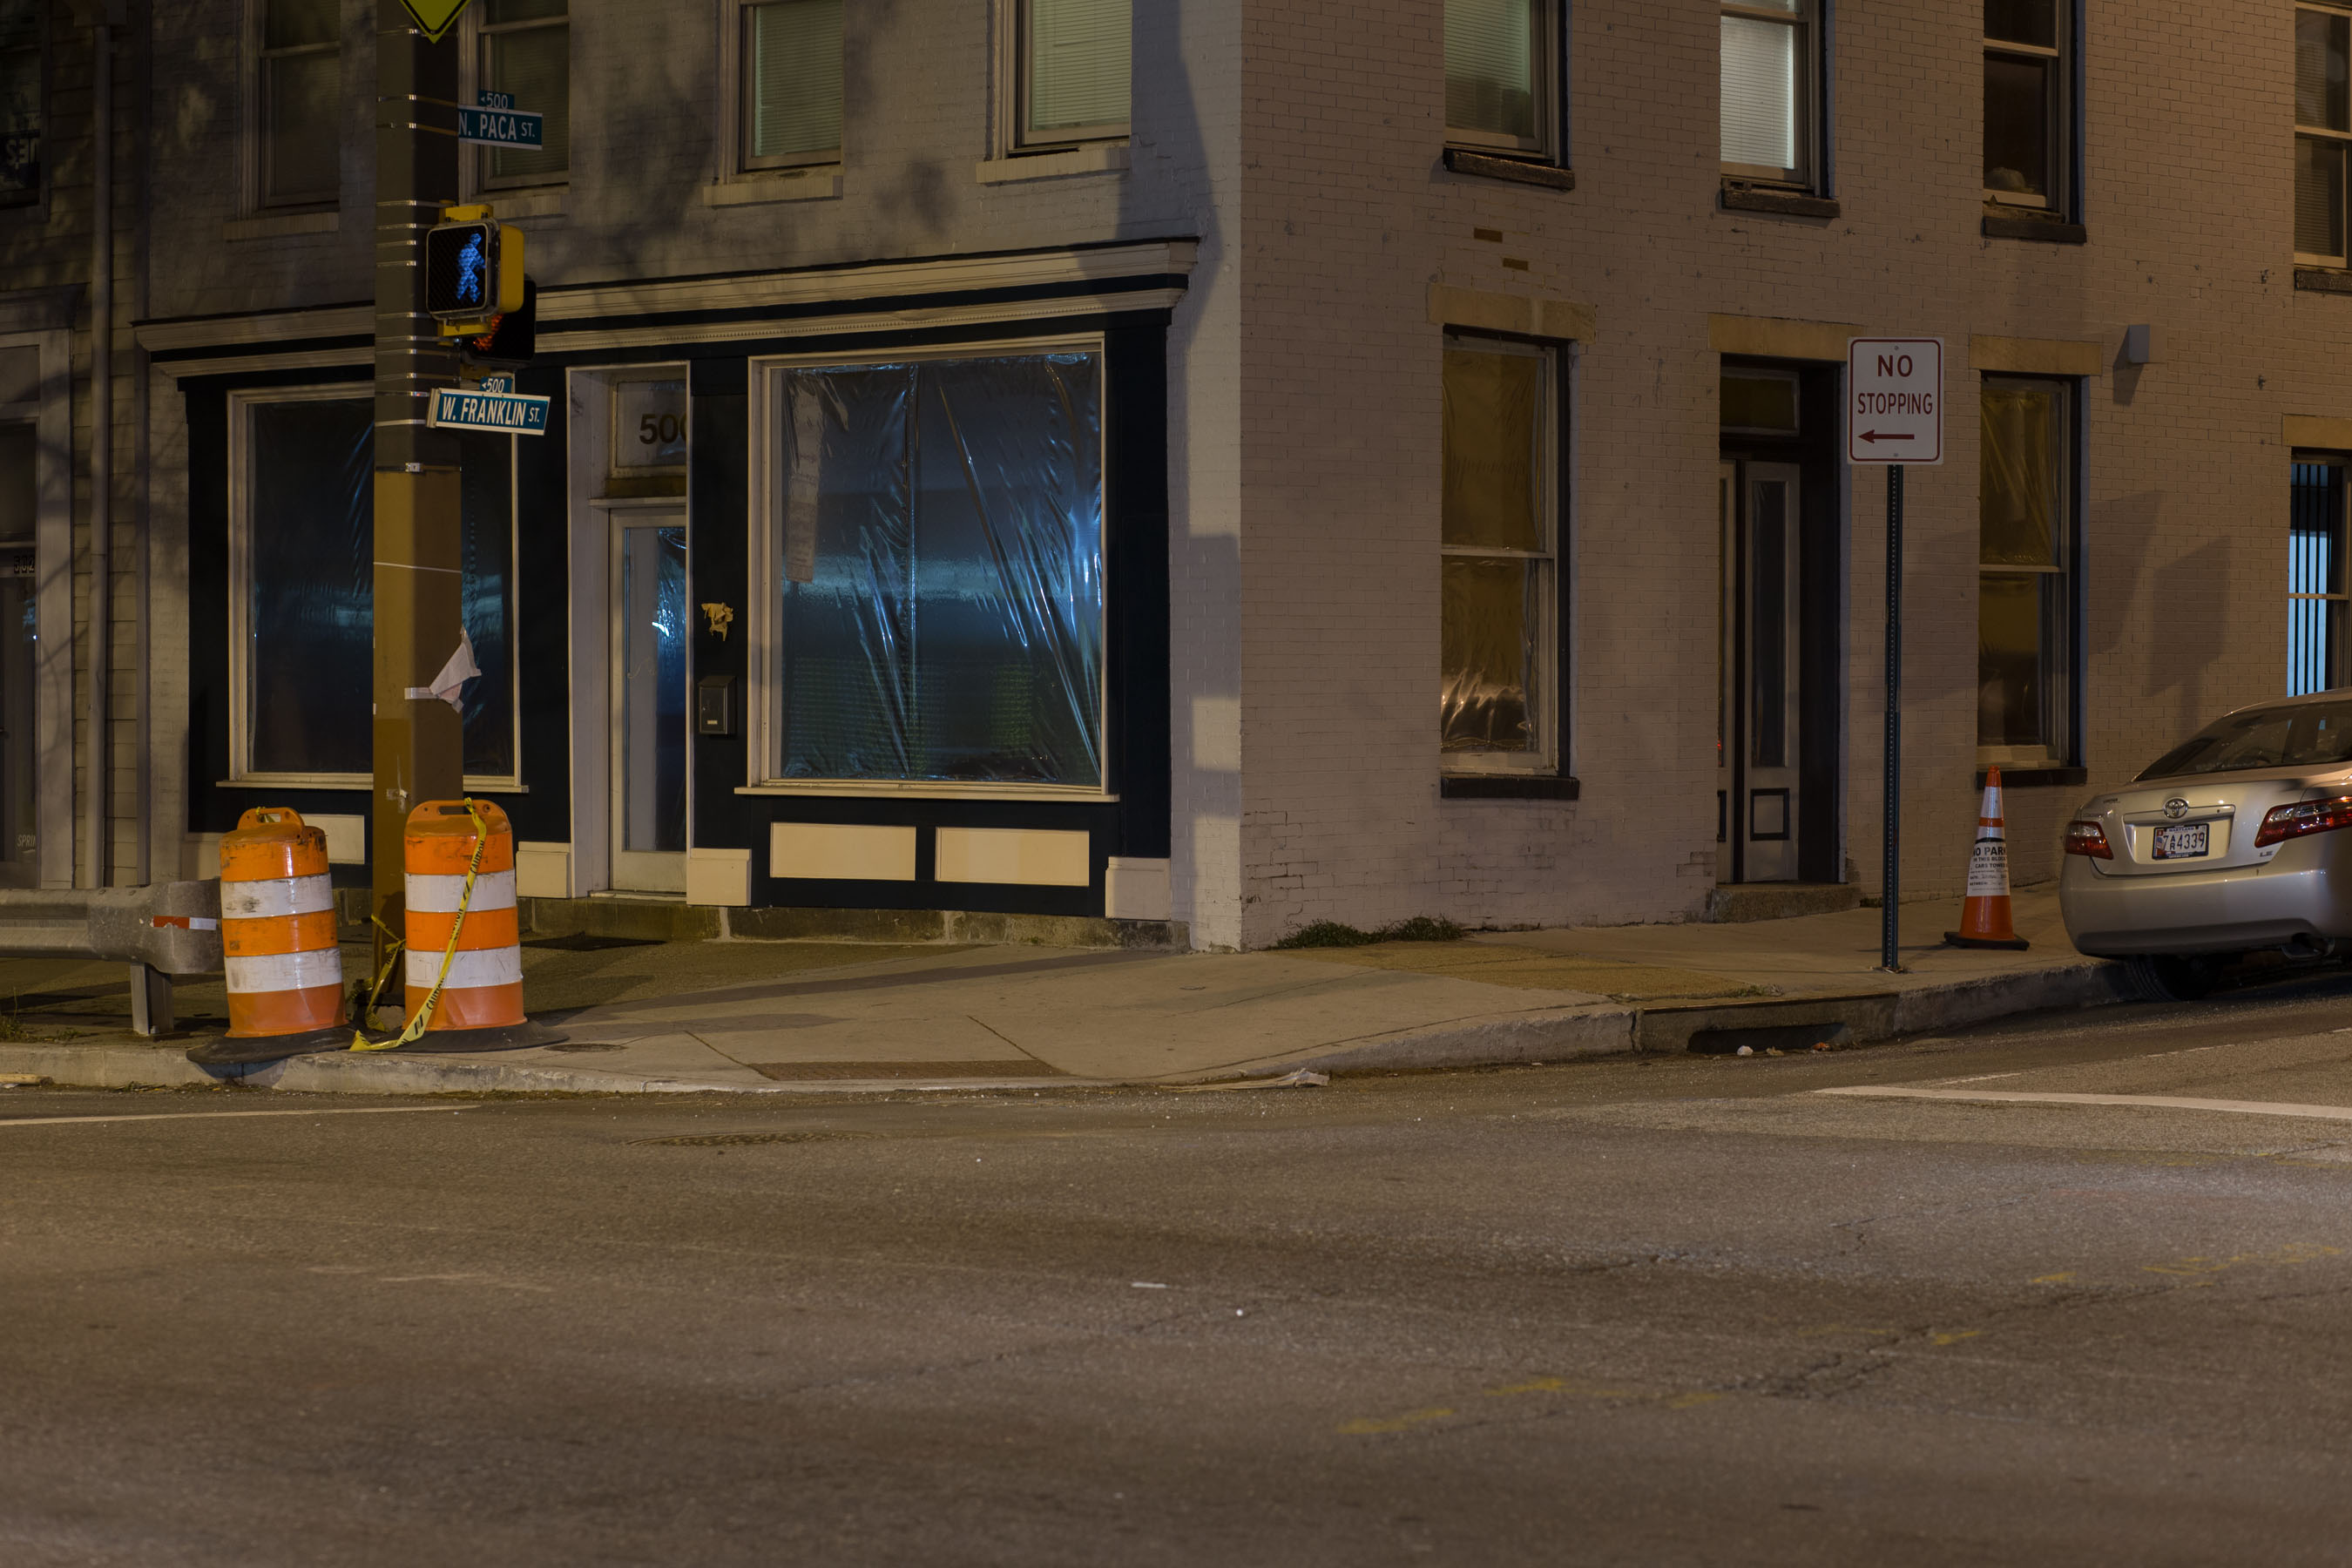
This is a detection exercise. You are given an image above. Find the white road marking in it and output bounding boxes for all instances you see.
[1817,1086,2352,1124]
[0,1105,474,1130]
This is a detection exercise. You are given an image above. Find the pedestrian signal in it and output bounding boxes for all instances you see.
[426,217,499,322]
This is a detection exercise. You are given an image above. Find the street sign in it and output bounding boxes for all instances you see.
[428,385,550,436]
[398,0,470,44]
[459,102,544,148]
[1846,338,1944,465]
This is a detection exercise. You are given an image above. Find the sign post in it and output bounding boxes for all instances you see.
[1847,338,1944,972]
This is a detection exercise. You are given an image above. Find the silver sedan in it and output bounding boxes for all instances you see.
[2060,692,2352,997]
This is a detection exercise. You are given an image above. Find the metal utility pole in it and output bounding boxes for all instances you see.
[1881,464,1903,972]
[370,16,465,955]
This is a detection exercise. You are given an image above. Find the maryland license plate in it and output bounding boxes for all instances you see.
[2153,822,2210,860]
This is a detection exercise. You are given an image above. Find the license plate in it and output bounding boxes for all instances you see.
[2153,822,2210,860]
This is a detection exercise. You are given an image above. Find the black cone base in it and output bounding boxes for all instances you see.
[186,1026,355,1067]
[1943,932,2031,950]
[392,1019,568,1054]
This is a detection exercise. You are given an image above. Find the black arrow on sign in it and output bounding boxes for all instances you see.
[1856,430,1916,443]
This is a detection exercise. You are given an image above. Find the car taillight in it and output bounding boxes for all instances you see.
[2064,821,2112,859]
[2254,795,2352,848]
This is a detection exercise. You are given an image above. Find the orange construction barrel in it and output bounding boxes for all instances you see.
[403,799,524,1032]
[219,807,344,1039]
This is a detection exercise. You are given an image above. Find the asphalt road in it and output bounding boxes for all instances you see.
[8,980,2352,1565]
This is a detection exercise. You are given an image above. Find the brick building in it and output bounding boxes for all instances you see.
[0,2,2342,950]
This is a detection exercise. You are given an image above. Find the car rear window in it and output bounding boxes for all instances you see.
[2139,701,2352,780]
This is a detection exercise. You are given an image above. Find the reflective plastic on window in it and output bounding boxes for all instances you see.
[1980,382,2062,565]
[773,353,1104,787]
[1721,14,1797,172]
[1442,346,1541,551]
[1445,0,1537,142]
[1442,556,1532,753]
[747,0,842,161]
[246,398,516,779]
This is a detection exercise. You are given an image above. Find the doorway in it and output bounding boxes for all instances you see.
[610,508,687,892]
[1720,461,1801,882]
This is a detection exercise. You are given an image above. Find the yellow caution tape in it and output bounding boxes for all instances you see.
[350,797,489,1052]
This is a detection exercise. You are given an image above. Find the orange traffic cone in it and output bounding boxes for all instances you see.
[1944,766,2031,950]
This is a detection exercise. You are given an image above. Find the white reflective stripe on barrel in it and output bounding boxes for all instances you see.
[220,874,335,920]
[404,869,517,914]
[224,948,345,995]
[405,945,524,990]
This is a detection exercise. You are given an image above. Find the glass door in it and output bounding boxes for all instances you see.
[1720,460,1801,882]
[610,510,687,892]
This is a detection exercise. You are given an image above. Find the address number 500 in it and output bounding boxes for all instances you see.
[639,413,684,445]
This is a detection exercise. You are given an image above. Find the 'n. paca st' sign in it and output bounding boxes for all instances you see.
[1846,338,1943,465]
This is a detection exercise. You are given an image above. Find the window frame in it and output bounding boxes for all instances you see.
[1975,372,2083,771]
[0,0,44,213]
[225,384,523,792]
[1442,0,1565,165]
[743,335,1116,801]
[1004,0,1131,154]
[476,0,570,191]
[1982,0,2071,213]
[1720,0,1821,190]
[733,0,845,173]
[2290,454,2351,694]
[249,0,341,212]
[2298,2,2352,267]
[1439,330,1566,778]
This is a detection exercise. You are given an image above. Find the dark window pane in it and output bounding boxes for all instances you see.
[458,432,514,777]
[247,400,372,776]
[264,51,339,204]
[620,525,686,852]
[0,422,30,544]
[2298,134,2346,258]
[1750,481,1787,768]
[0,28,37,207]
[263,0,337,51]
[1985,0,2056,49]
[2299,8,2349,131]
[1721,369,1798,434]
[1977,571,2055,748]
[1984,52,2050,197]
[1981,382,2063,565]
[486,23,568,181]
[485,0,567,19]
[1442,555,1532,753]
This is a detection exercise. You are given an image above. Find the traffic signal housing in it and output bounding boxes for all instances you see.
[424,207,526,335]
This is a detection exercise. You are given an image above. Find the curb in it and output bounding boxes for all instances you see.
[0,957,2131,1098]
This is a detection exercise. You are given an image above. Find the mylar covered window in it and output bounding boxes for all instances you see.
[767,350,1105,789]
[237,395,517,781]
[1442,335,1560,772]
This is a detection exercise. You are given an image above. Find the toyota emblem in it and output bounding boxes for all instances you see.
[2164,797,2189,820]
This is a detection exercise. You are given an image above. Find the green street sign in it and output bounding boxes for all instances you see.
[399,0,470,43]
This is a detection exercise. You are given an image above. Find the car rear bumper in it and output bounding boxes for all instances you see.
[2060,856,2352,956]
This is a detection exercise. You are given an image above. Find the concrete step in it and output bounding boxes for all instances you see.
[1707,882,1862,924]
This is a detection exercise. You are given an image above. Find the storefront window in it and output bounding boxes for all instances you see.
[766,349,1105,788]
[238,394,516,781]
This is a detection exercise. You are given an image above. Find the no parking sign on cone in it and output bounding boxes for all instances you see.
[1945,766,2031,950]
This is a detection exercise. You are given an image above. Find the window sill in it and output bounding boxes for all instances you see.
[1974,765,2085,787]
[974,145,1129,184]
[478,186,566,219]
[1441,774,1580,801]
[222,209,339,242]
[1442,148,1574,192]
[737,781,1116,803]
[2295,268,2352,294]
[1720,183,1838,220]
[704,170,843,207]
[1983,211,2085,244]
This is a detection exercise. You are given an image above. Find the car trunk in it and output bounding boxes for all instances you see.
[2078,767,2352,876]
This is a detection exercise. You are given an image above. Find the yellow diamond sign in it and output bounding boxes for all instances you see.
[399,0,470,43]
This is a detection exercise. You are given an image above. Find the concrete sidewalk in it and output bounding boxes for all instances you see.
[0,889,2130,1097]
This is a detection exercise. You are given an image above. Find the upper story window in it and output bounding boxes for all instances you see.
[480,0,569,187]
[742,0,842,170]
[1984,0,2068,210]
[1017,0,1129,149]
[0,0,38,208]
[258,0,339,207]
[2299,4,2352,266]
[1720,0,1817,190]
[1444,0,1559,162]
